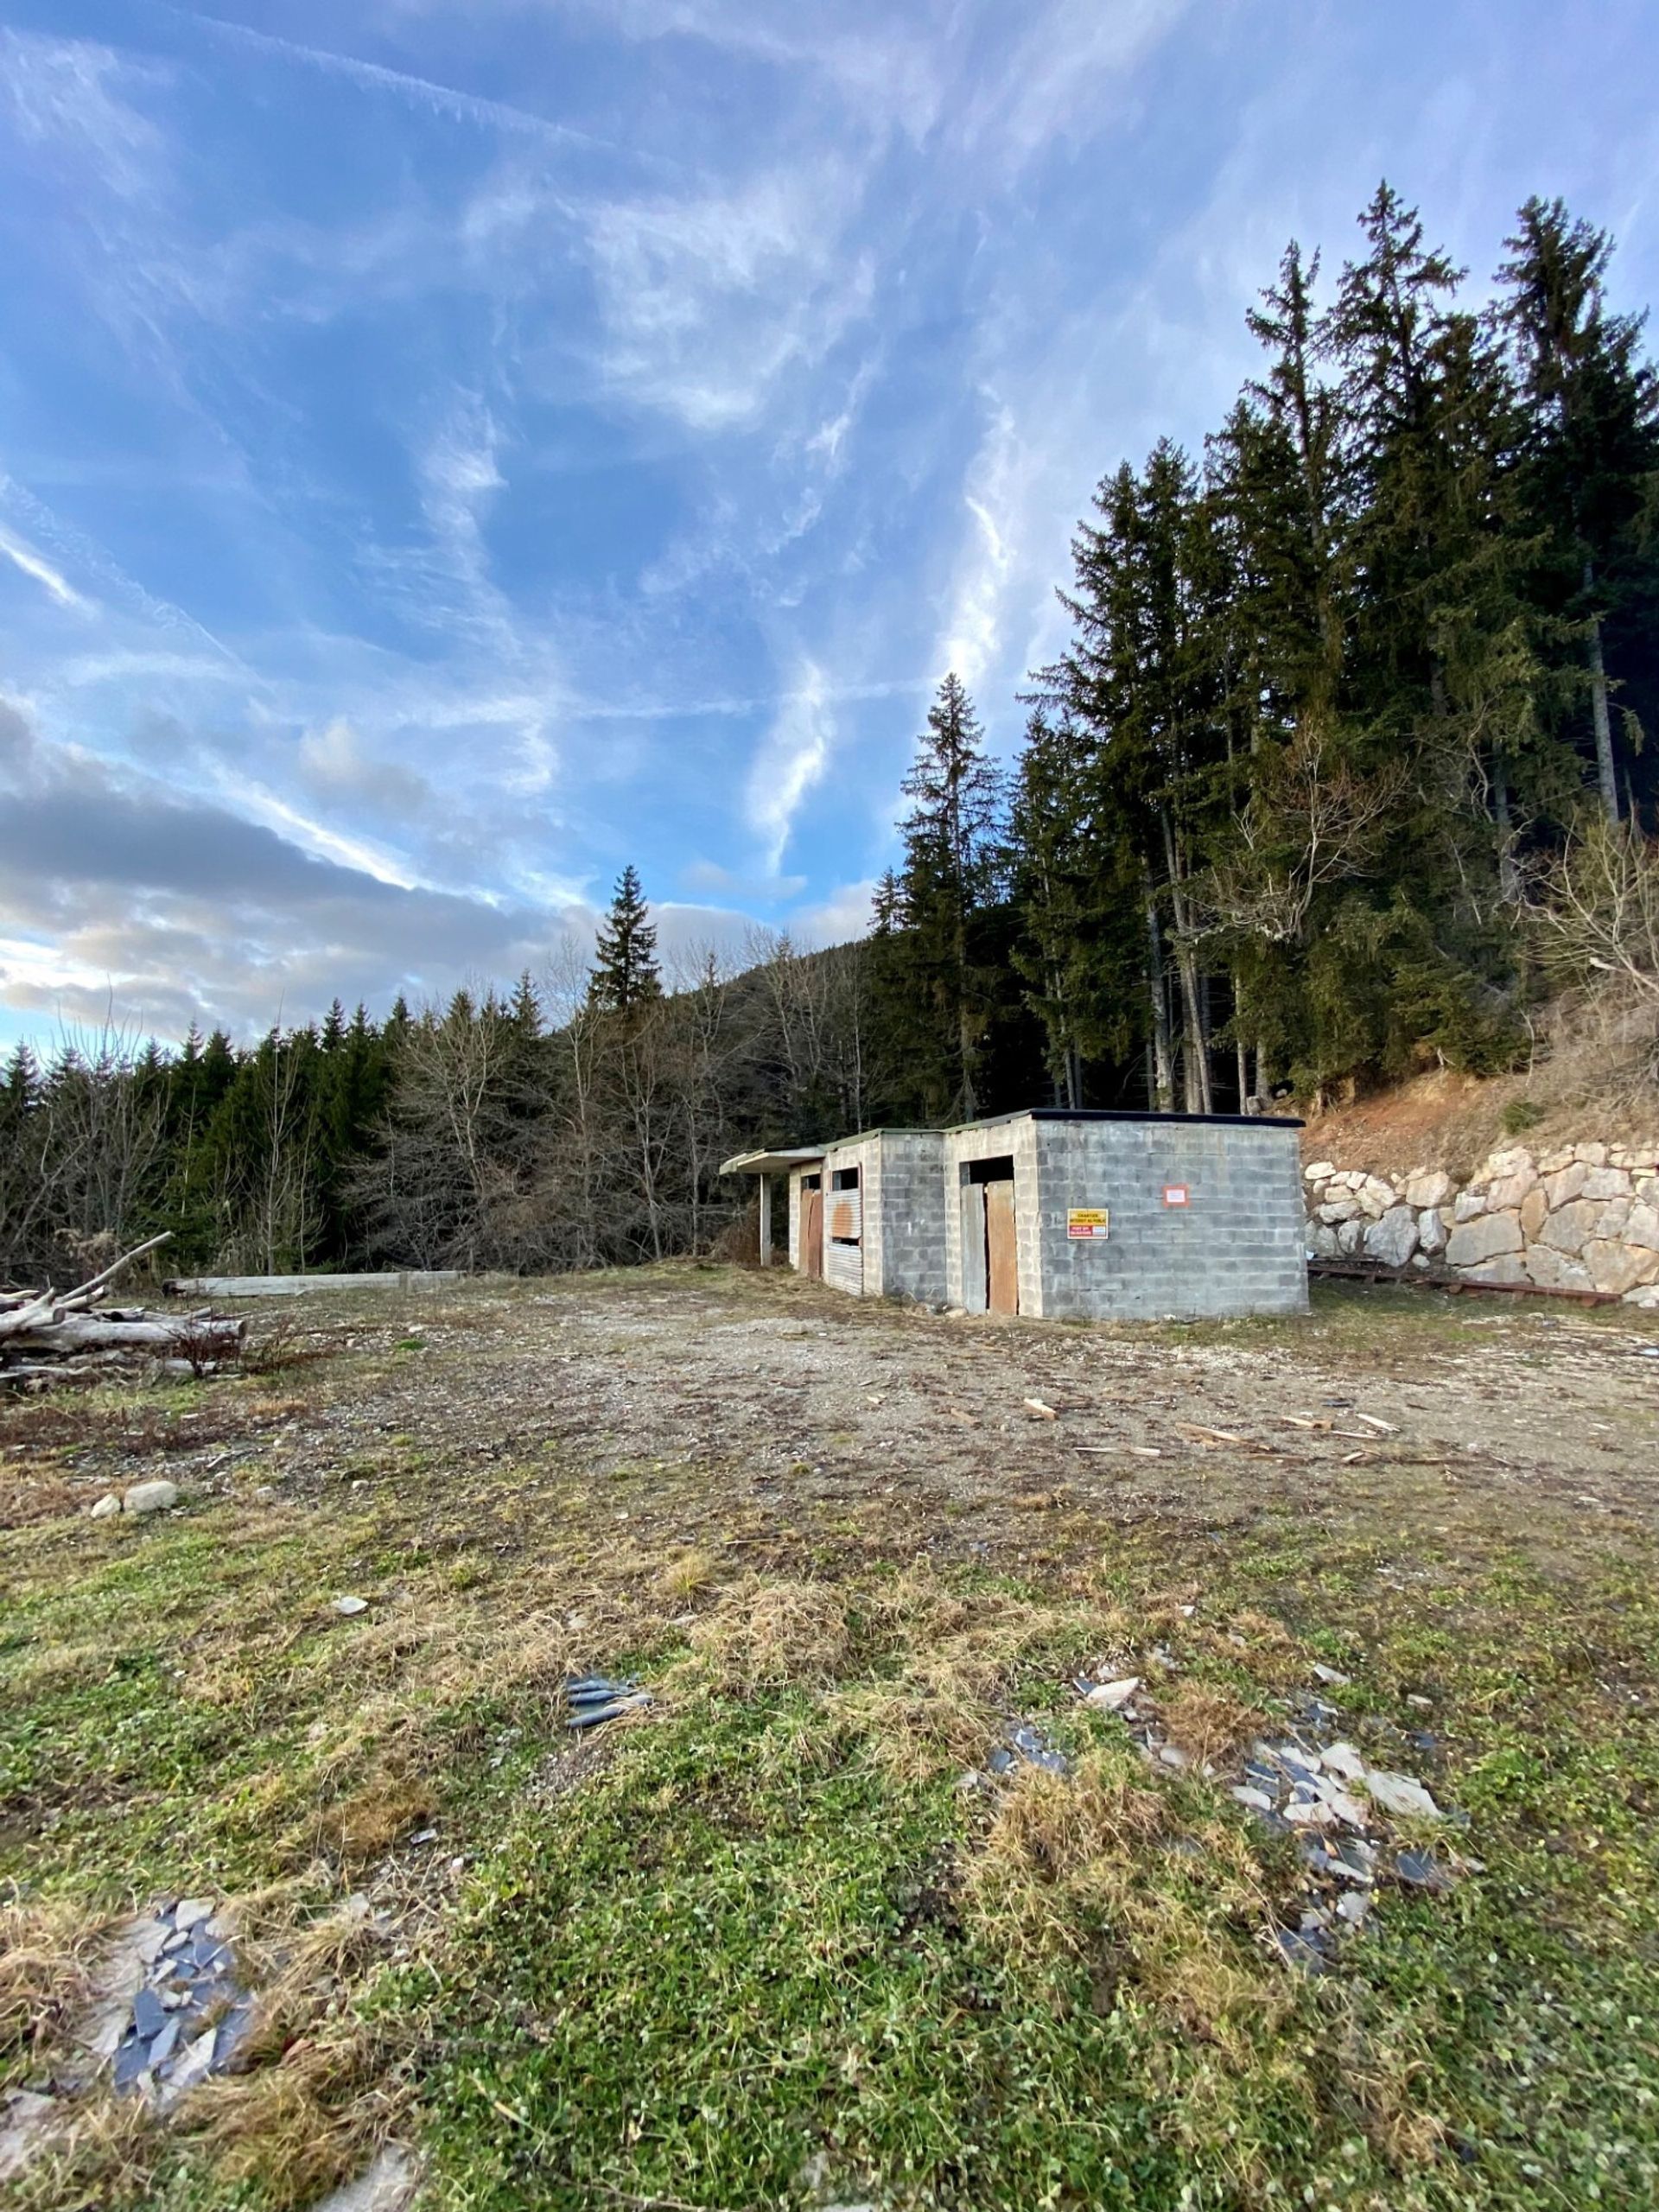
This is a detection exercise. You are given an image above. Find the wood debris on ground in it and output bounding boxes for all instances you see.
[0,1236,245,1390]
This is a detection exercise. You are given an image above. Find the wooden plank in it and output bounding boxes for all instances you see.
[985,1179,1018,1315]
[803,1191,823,1279]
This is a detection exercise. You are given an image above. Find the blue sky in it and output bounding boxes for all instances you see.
[1,0,1656,1046]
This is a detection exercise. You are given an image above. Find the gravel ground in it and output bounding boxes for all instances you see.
[28,1264,1649,1582]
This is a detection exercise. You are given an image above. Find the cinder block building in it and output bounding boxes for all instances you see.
[723,1108,1306,1322]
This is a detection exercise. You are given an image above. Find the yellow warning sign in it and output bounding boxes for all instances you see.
[1067,1207,1110,1241]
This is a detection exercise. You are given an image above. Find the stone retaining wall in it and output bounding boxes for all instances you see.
[1303,1142,1659,1306]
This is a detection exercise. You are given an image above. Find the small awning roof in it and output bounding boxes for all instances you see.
[720,1146,826,1176]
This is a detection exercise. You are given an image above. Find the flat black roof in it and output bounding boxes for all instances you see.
[964,1107,1305,1133]
[818,1109,1305,1149]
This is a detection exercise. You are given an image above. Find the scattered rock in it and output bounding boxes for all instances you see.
[105,1896,254,2112]
[1395,1847,1455,1892]
[1080,1675,1141,1710]
[1007,1722,1069,1777]
[1360,1770,1442,1821]
[123,1479,180,1516]
[0,2091,58,2184]
[90,1493,122,1520]
[331,1595,370,1617]
[309,2144,422,2212]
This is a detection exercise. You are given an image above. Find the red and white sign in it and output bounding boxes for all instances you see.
[1162,1184,1190,1208]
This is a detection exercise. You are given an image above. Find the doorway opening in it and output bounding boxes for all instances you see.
[963,1155,1018,1313]
[800,1173,823,1279]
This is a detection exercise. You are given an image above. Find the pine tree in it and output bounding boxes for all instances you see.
[1008,710,1107,1106]
[898,675,1004,1121]
[588,866,663,1014]
[1498,196,1659,825]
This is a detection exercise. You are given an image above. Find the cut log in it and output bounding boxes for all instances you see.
[2,1315,245,1356]
[0,1234,175,1341]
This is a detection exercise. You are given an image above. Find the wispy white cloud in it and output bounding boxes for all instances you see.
[954,0,1194,180]
[0,525,94,613]
[935,403,1021,690]
[745,662,834,873]
[578,165,874,429]
[159,6,628,158]
[0,27,167,197]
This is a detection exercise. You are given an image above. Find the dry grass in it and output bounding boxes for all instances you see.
[174,1889,410,2209]
[1301,986,1659,1181]
[678,1576,855,1692]
[656,1545,718,1599]
[7,2082,162,2212]
[185,2019,403,2211]
[962,1757,1166,1948]
[315,1772,436,1868]
[961,1758,1294,2065]
[1158,1680,1263,1764]
[0,1898,105,2064]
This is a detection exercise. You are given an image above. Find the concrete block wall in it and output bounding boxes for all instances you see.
[806,1131,948,1301]
[798,1114,1305,1321]
[870,1131,948,1302]
[1029,1118,1306,1320]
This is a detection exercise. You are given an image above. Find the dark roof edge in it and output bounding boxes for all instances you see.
[983,1107,1305,1132]
[822,1109,1305,1145]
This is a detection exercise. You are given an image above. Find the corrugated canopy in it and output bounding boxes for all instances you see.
[720,1147,826,1176]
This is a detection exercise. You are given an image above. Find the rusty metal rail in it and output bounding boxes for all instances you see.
[1308,1260,1621,1307]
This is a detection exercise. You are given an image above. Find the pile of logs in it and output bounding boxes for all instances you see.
[0,1235,245,1388]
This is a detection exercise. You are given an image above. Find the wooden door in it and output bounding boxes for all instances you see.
[802,1190,823,1278]
[984,1179,1018,1314]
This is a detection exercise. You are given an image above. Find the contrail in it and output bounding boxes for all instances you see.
[156,4,651,164]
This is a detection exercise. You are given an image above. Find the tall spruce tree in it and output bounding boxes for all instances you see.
[588,866,663,1014]
[895,675,1004,1121]
[1498,196,1659,826]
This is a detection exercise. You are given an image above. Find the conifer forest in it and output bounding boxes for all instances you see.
[5,187,1659,1282]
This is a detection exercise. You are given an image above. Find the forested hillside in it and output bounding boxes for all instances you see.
[4,185,1657,1282]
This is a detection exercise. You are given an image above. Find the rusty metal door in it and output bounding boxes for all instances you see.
[984,1179,1018,1314]
[802,1190,823,1278]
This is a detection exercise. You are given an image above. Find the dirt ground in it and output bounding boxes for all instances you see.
[15,1265,1656,1581]
[7,1265,1659,2212]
